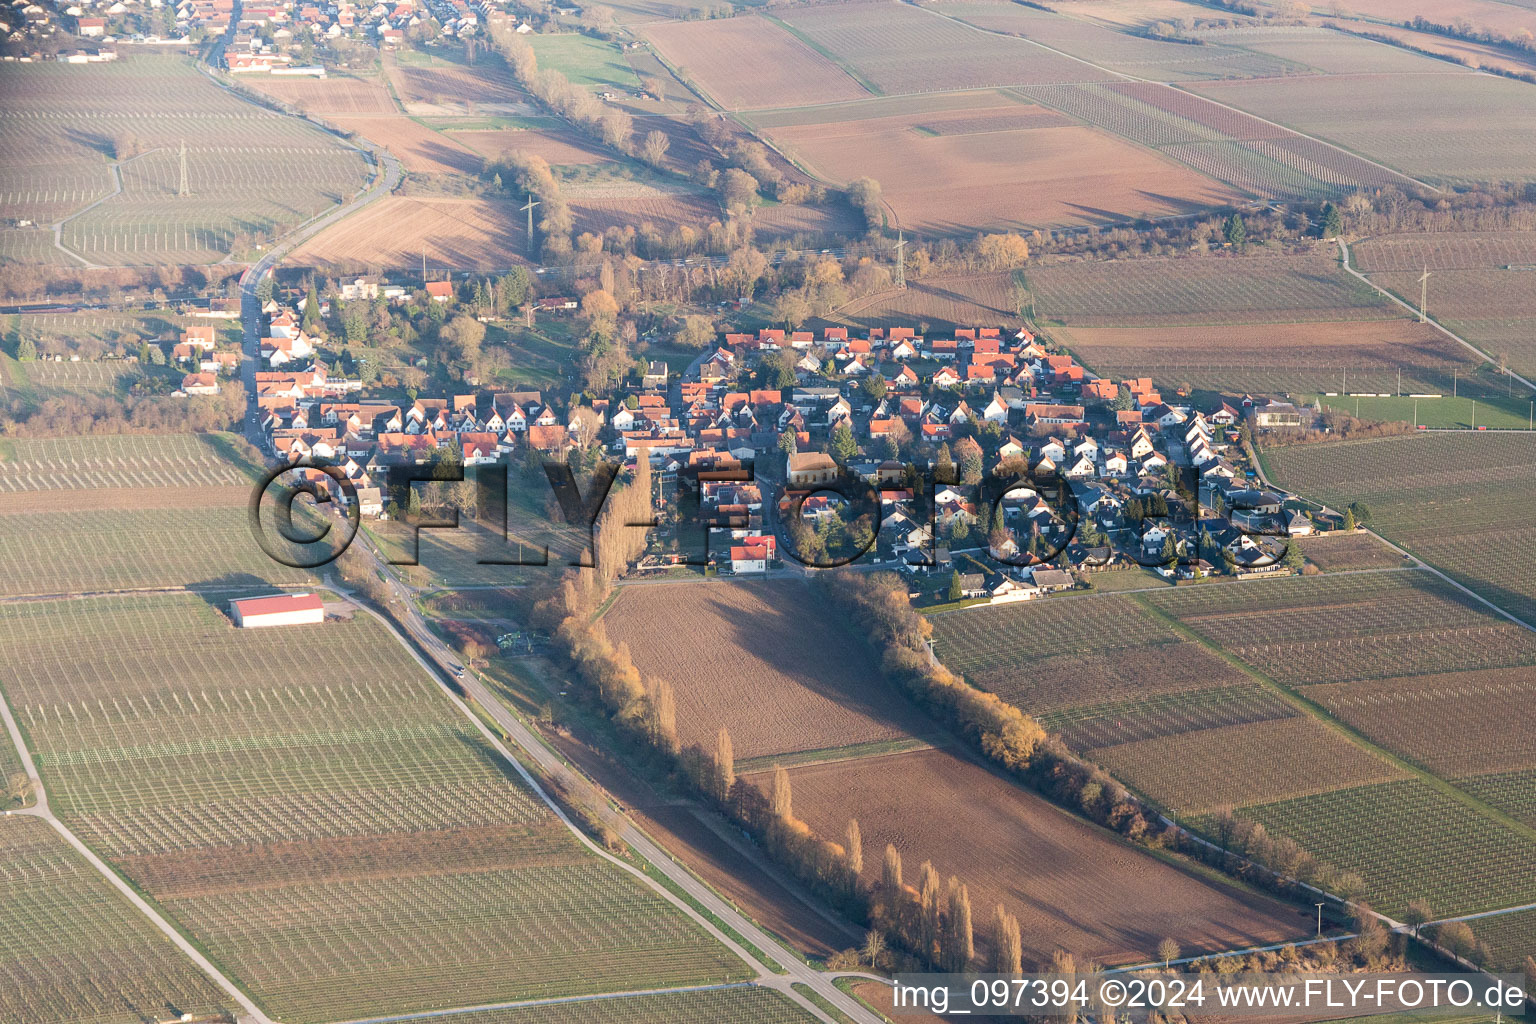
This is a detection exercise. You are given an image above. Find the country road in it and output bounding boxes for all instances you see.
[334,535,888,1024]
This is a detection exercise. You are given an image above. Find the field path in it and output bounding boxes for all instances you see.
[0,685,276,1024]
[906,1,1435,195]
[332,547,885,1024]
[1337,237,1536,392]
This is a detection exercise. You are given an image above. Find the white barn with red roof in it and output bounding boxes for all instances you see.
[230,593,325,628]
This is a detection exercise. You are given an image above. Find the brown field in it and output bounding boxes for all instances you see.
[644,16,870,110]
[244,75,398,115]
[770,117,1237,233]
[1088,716,1406,815]
[388,60,528,107]
[603,580,929,761]
[291,195,528,270]
[830,271,1018,329]
[449,125,615,166]
[329,115,482,175]
[1296,532,1407,572]
[1304,666,1536,778]
[571,191,724,235]
[1052,0,1251,29]
[752,748,1308,965]
[751,201,863,240]
[1054,318,1477,395]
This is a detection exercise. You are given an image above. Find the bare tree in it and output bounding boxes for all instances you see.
[712,726,735,804]
[1158,937,1181,968]
[845,818,863,880]
[770,764,793,822]
[882,843,903,892]
[992,906,1023,975]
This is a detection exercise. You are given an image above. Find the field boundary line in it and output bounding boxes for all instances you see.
[1126,587,1536,854]
[323,981,759,1024]
[0,683,276,1024]
[1337,237,1536,392]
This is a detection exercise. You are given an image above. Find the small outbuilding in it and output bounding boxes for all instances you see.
[230,592,325,628]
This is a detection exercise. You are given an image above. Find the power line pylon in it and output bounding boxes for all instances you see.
[894,230,907,291]
[521,194,540,256]
[1418,265,1430,324]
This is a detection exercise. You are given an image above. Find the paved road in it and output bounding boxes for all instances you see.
[0,688,275,1024]
[337,538,887,1024]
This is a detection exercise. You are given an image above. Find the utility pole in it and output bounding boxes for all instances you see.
[1453,368,1458,398]
[521,193,540,256]
[1315,902,1325,938]
[1471,399,1476,430]
[1413,398,1418,429]
[1418,265,1430,324]
[894,230,907,291]
[421,249,426,283]
[1397,366,1401,397]
[177,139,189,197]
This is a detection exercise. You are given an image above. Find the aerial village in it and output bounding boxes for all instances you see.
[236,277,1318,603]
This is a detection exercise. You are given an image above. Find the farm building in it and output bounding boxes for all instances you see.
[230,593,325,628]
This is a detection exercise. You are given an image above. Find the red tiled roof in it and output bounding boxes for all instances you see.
[232,593,322,617]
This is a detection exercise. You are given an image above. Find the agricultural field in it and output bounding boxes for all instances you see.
[766,99,1237,233]
[244,73,400,116]
[1227,778,1536,916]
[0,432,256,492]
[571,188,724,237]
[393,986,820,1024]
[1295,531,1407,572]
[1089,715,1405,815]
[365,517,575,590]
[604,580,931,761]
[1188,72,1536,186]
[643,16,870,110]
[328,114,484,175]
[1351,233,1536,376]
[933,594,1251,714]
[0,55,370,265]
[935,2,1310,81]
[528,35,642,94]
[1264,432,1536,624]
[448,123,615,167]
[290,195,529,270]
[829,271,1020,330]
[0,433,316,594]
[0,594,747,1023]
[1010,81,1409,198]
[1144,571,1536,687]
[1467,906,1536,972]
[1054,318,1478,397]
[0,355,151,408]
[753,748,1308,966]
[1304,666,1536,779]
[0,506,317,596]
[0,815,232,1024]
[1305,0,1536,39]
[1213,25,1479,76]
[1024,251,1396,327]
[770,2,1120,95]
[388,55,531,112]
